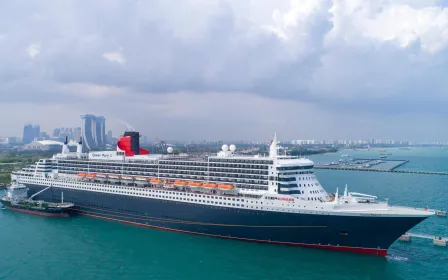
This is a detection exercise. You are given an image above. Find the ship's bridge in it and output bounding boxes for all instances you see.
[275,158,314,168]
[274,159,329,201]
[268,140,329,202]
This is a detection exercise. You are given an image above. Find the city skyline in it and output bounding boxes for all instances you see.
[0,111,446,143]
[2,1,448,141]
[0,115,447,144]
[2,119,446,145]
[4,118,448,146]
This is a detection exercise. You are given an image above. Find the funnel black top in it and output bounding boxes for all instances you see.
[124,131,141,155]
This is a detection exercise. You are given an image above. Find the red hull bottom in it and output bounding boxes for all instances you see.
[5,206,70,217]
[78,211,388,257]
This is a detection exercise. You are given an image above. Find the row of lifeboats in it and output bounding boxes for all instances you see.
[171,181,234,190]
[76,173,235,191]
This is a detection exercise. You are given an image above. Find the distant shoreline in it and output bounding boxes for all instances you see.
[345,147,411,151]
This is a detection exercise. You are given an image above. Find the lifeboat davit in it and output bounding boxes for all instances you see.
[164,181,175,189]
[174,181,187,187]
[202,183,218,190]
[150,179,164,185]
[121,176,134,181]
[218,184,235,191]
[96,174,108,182]
[108,175,120,182]
[135,177,148,185]
[187,182,202,190]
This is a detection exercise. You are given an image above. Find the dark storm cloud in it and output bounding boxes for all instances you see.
[1,0,333,102]
[1,0,448,139]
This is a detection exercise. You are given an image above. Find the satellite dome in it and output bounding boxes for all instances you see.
[167,147,173,153]
[229,144,236,152]
[222,144,229,151]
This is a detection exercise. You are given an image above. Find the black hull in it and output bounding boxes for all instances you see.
[24,183,427,256]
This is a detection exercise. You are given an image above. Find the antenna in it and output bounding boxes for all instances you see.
[334,187,339,204]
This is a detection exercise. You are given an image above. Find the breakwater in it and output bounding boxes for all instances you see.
[314,165,448,175]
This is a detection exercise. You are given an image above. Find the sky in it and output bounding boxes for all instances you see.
[1,0,448,142]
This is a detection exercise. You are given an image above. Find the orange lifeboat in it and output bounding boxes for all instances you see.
[86,173,96,178]
[218,184,234,191]
[174,181,188,187]
[188,182,202,188]
[203,183,218,189]
[164,181,175,189]
[150,179,164,185]
[77,173,86,177]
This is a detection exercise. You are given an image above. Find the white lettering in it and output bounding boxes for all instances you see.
[90,153,113,159]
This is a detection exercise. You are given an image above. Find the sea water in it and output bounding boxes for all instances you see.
[1,147,447,280]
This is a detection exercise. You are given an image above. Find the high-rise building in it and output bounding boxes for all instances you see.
[59,128,73,141]
[80,114,107,150]
[34,125,40,140]
[39,132,50,140]
[53,128,61,138]
[107,130,113,144]
[73,127,82,142]
[23,124,40,144]
[23,124,33,144]
[96,116,106,147]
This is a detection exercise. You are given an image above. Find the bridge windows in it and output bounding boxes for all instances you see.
[277,166,313,171]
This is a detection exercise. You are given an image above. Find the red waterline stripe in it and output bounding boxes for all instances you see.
[77,212,388,257]
[5,206,69,217]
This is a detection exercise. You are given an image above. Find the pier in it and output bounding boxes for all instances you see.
[314,158,448,175]
[400,233,448,247]
[314,165,448,175]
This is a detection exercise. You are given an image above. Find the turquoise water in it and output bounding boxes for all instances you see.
[1,148,447,280]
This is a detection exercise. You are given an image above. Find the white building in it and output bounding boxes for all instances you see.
[23,140,76,151]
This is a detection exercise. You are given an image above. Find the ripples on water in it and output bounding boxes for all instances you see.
[386,255,409,262]
[1,148,447,280]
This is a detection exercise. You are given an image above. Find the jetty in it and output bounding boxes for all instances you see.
[314,157,448,175]
[314,165,448,175]
[403,233,448,247]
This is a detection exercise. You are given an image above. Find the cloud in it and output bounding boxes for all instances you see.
[1,0,448,140]
[27,43,41,58]
[102,51,126,64]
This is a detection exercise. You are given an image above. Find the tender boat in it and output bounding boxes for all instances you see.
[1,183,73,217]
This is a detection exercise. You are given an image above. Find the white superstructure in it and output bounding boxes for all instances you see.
[11,134,433,218]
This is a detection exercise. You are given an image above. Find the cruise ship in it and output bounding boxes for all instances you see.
[10,132,433,256]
